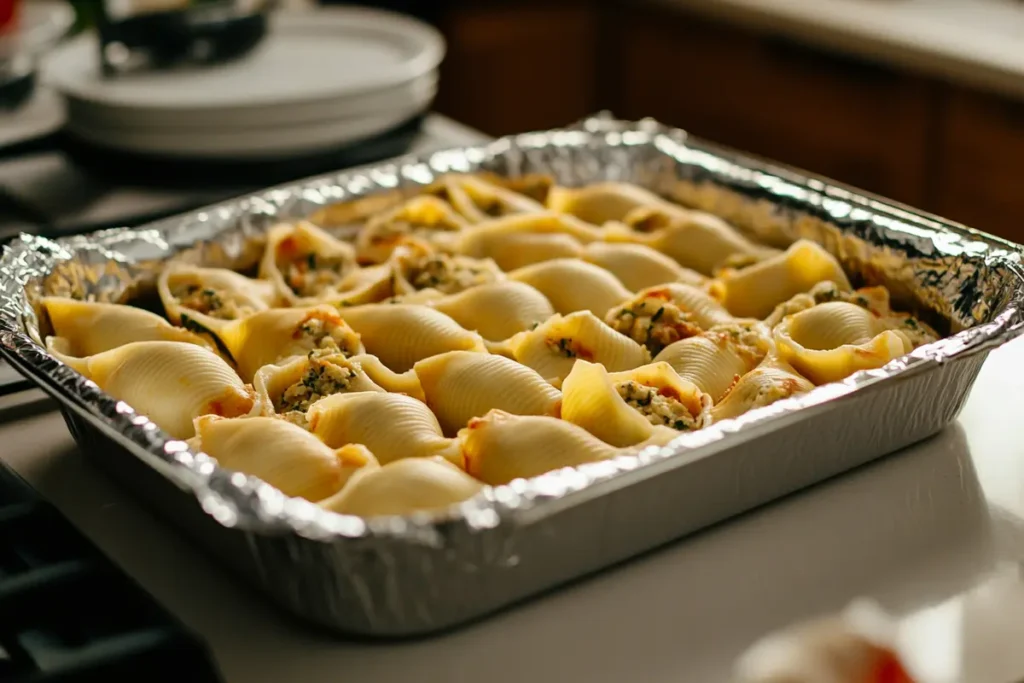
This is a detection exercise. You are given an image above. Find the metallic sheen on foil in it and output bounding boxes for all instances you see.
[1,115,1022,635]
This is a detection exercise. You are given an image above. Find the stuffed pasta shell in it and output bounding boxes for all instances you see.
[547,182,675,224]
[710,240,852,319]
[509,258,632,316]
[251,354,386,421]
[430,281,555,341]
[654,323,774,402]
[605,283,736,356]
[476,172,554,204]
[42,298,207,357]
[764,280,860,328]
[260,221,359,305]
[765,281,938,348]
[356,195,468,264]
[307,392,457,464]
[189,305,363,382]
[337,304,486,373]
[562,360,710,447]
[320,456,484,517]
[413,351,562,435]
[582,241,706,291]
[194,415,377,502]
[710,356,815,422]
[428,174,546,222]
[455,212,600,271]
[344,353,424,400]
[610,207,771,275]
[773,302,914,384]
[51,341,254,439]
[457,410,621,485]
[505,310,651,386]
[158,265,274,324]
[387,238,504,297]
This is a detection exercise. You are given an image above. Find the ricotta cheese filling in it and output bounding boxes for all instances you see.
[615,380,697,430]
[606,297,702,355]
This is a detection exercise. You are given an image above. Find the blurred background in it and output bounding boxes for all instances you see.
[2,0,1023,243]
[426,0,1024,244]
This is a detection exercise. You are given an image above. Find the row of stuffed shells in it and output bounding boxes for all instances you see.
[40,285,924,454]
[190,406,660,516]
[43,326,813,509]
[245,223,859,357]
[452,211,711,288]
[39,259,921,423]
[36,175,948,517]
[260,181,840,320]
[191,415,484,517]
[36,328,919,519]
[150,203,815,359]
[546,181,776,274]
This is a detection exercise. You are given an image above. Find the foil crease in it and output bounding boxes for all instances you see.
[1,115,1023,634]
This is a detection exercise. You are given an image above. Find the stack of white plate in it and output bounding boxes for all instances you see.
[40,6,445,160]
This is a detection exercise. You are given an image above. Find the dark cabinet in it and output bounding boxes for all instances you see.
[435,3,600,136]
[934,87,1024,242]
[434,3,1024,243]
[612,10,935,207]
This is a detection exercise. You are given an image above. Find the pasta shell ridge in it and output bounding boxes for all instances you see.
[320,456,484,517]
[457,410,620,485]
[413,351,562,436]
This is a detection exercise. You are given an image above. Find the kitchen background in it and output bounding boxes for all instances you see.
[8,0,1023,241]
[416,0,1024,243]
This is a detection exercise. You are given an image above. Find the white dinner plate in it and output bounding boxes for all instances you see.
[64,97,432,159]
[64,70,438,130]
[42,6,445,128]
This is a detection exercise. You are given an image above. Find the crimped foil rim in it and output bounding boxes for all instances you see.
[1,115,1022,546]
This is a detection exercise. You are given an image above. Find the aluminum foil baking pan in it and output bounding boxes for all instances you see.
[1,114,1022,637]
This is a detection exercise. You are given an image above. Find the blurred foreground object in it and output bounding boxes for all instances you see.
[0,0,72,109]
[96,0,269,76]
[0,0,19,33]
[734,601,917,683]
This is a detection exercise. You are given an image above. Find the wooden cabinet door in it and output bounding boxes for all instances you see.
[934,87,1024,243]
[435,3,600,136]
[613,8,935,207]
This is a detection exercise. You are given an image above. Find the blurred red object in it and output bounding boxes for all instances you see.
[0,0,20,34]
[734,602,918,683]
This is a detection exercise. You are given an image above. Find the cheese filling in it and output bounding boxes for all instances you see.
[405,253,498,294]
[606,297,702,355]
[367,218,461,249]
[277,358,357,414]
[544,336,591,359]
[706,323,768,363]
[283,252,351,298]
[172,284,254,320]
[615,380,697,430]
[295,317,360,357]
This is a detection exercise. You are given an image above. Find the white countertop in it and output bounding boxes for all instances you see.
[651,0,1024,100]
[2,336,1024,682]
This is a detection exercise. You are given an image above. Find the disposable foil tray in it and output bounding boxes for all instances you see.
[0,115,1022,637]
